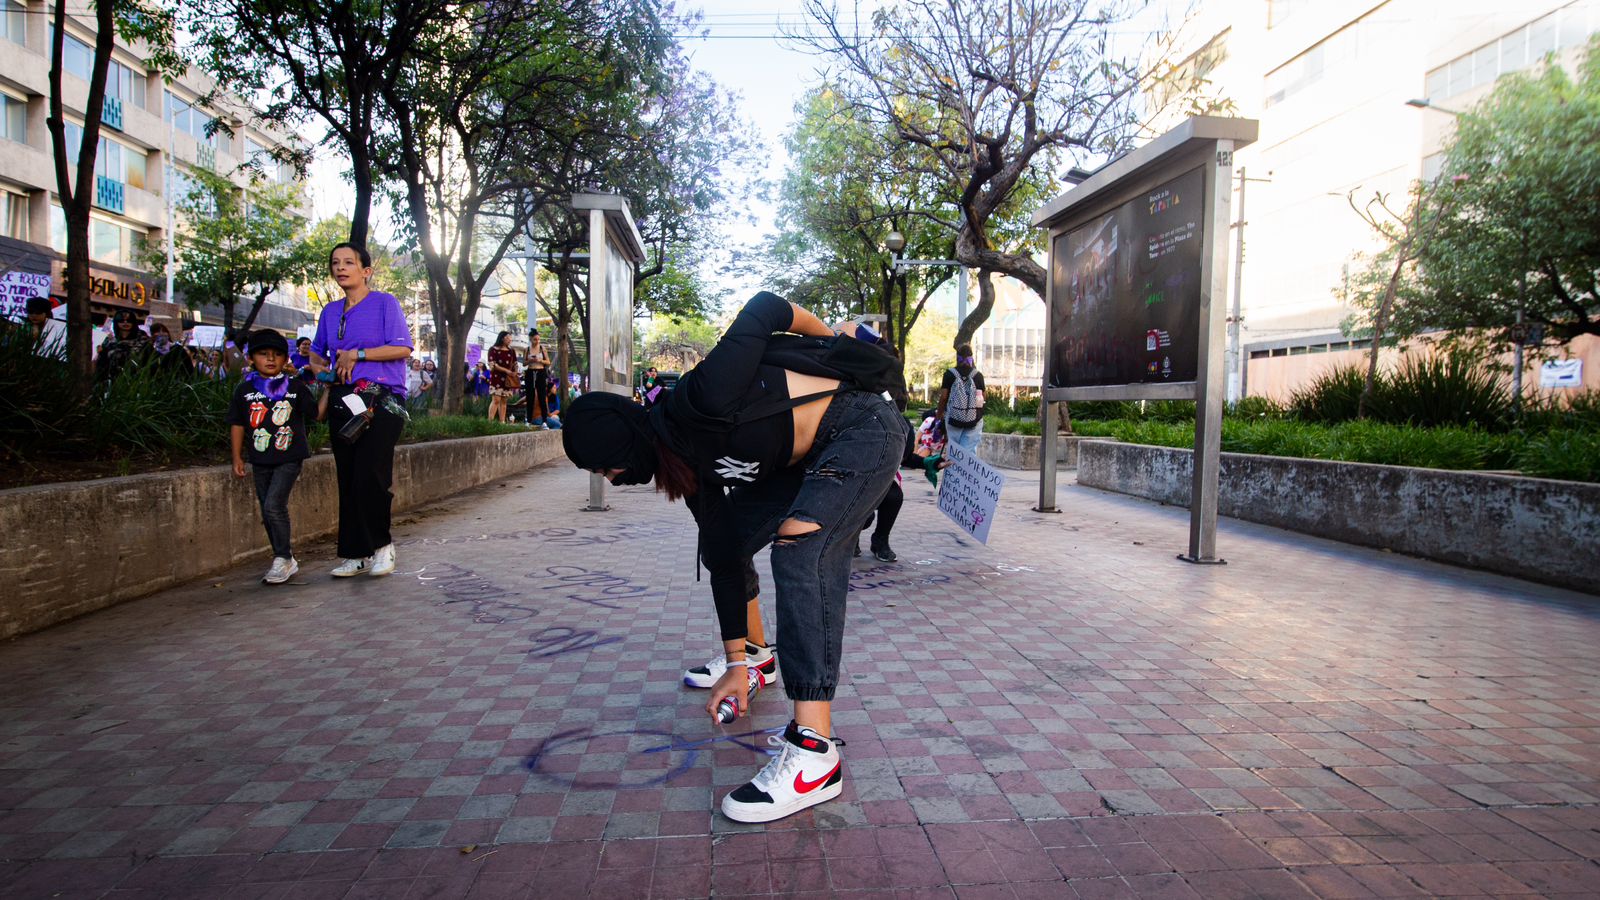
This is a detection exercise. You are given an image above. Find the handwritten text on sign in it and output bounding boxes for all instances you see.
[936,441,1003,544]
[0,272,52,322]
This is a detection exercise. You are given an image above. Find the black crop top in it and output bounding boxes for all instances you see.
[650,291,798,489]
[650,291,808,644]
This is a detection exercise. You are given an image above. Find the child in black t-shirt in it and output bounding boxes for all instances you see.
[228,330,324,584]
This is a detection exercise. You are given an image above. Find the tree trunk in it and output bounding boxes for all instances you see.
[954,268,1000,349]
[555,269,572,414]
[49,0,118,394]
[238,286,275,334]
[348,145,373,248]
[1358,242,1410,419]
[436,316,463,416]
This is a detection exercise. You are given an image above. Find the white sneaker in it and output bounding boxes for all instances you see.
[331,557,371,577]
[369,544,396,576]
[721,722,844,823]
[262,557,298,585]
[683,643,777,688]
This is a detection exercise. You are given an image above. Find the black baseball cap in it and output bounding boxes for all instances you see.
[247,329,289,356]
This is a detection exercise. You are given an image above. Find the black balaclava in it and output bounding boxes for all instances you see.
[562,392,658,485]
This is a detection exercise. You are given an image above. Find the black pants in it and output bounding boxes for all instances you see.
[527,369,550,422]
[870,480,902,542]
[703,391,903,702]
[251,460,302,558]
[328,389,405,558]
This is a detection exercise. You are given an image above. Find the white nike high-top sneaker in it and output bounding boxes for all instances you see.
[721,721,843,823]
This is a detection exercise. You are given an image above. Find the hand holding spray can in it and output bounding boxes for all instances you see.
[715,663,764,724]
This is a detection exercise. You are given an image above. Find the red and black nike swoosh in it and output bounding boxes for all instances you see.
[793,761,841,794]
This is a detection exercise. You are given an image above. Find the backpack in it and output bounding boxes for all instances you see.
[946,368,981,428]
[668,333,907,432]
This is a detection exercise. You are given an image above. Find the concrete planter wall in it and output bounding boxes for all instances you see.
[978,433,1102,470]
[1077,440,1600,594]
[0,430,564,641]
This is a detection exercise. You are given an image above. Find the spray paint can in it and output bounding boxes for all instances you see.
[715,664,763,724]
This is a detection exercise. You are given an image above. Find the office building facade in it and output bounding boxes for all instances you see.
[1150,0,1600,398]
[0,1,308,334]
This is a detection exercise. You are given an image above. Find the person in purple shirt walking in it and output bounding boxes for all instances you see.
[308,242,414,578]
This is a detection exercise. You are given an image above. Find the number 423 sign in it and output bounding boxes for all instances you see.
[936,441,1004,545]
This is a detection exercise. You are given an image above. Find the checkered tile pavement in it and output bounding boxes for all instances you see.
[2,461,1598,897]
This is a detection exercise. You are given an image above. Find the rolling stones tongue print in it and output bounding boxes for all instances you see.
[273,426,293,451]
[248,400,268,429]
[271,400,292,426]
[252,428,271,452]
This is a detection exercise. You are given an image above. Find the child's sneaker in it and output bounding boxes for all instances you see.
[683,643,777,688]
[369,544,396,576]
[262,557,298,585]
[331,557,371,577]
[721,722,843,823]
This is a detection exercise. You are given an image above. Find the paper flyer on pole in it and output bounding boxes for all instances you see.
[936,441,1004,544]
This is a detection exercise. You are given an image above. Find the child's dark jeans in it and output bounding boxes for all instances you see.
[252,461,302,559]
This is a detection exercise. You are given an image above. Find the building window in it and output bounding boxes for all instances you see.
[165,93,216,146]
[1,190,27,241]
[1264,19,1363,107]
[60,30,94,82]
[1423,1,1600,102]
[1267,0,1312,29]
[0,92,23,144]
[61,123,148,190]
[2,1,23,46]
[51,206,140,266]
[109,59,148,109]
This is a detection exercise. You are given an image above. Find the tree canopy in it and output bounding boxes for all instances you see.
[797,0,1145,344]
[1343,40,1600,358]
[1417,41,1600,349]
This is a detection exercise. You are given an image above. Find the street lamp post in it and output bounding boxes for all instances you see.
[885,228,970,329]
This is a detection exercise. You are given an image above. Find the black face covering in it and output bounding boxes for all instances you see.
[562,392,658,485]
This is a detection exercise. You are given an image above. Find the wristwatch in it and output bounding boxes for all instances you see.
[357,348,367,361]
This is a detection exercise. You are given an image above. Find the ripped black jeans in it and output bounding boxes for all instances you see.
[710,390,905,702]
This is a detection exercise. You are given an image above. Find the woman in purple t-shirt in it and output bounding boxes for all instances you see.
[308,242,414,579]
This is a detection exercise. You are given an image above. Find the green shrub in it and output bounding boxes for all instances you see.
[1324,419,1500,470]
[982,392,1041,417]
[1516,429,1600,482]
[981,415,1017,434]
[1221,419,1328,460]
[1372,352,1511,430]
[1227,396,1286,420]
[1289,364,1368,423]
[404,415,526,442]
[1141,400,1197,422]
[1523,389,1600,433]
[1063,400,1139,420]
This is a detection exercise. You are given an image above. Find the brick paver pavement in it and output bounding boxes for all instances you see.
[2,459,1598,898]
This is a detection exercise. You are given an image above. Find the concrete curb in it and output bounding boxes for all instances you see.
[1077,440,1600,595]
[978,432,1104,470]
[0,430,565,640]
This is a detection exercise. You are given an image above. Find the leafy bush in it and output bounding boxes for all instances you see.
[981,391,1041,417]
[1141,400,1198,422]
[1289,364,1368,423]
[1372,352,1511,430]
[405,415,527,442]
[1523,389,1600,433]
[1064,400,1138,420]
[1227,396,1286,420]
[1516,429,1600,482]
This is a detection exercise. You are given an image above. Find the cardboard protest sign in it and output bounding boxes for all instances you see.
[936,441,1004,544]
[0,272,52,322]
